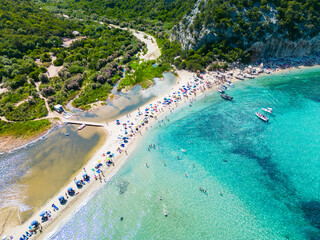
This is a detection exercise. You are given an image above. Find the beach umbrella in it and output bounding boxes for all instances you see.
[91,168,95,172]
[107,151,111,154]
[58,196,65,201]
[75,180,81,185]
[31,220,38,226]
[82,173,88,178]
[39,211,47,217]
[98,160,101,163]
[67,187,73,192]
[96,169,101,174]
[122,137,127,140]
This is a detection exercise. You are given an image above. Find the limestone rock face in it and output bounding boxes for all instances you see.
[249,34,320,59]
[170,0,320,59]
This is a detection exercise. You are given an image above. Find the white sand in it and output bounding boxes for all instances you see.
[5,63,319,239]
[5,69,199,239]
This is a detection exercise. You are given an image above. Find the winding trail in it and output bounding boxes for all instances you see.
[35,82,52,117]
[0,116,12,123]
[109,24,161,61]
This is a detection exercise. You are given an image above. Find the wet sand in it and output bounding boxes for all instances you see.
[0,126,106,235]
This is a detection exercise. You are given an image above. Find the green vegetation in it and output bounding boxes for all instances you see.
[5,98,48,121]
[0,119,52,138]
[194,0,320,43]
[118,60,171,91]
[37,0,197,31]
[0,0,78,59]
[0,0,147,116]
[0,0,82,121]
[38,26,143,109]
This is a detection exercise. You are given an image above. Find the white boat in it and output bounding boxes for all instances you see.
[217,87,224,93]
[78,124,86,130]
[262,107,273,113]
[256,112,269,122]
[235,74,244,80]
[244,74,255,79]
[226,82,234,88]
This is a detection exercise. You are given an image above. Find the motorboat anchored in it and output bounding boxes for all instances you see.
[262,107,273,113]
[221,94,233,101]
[256,112,269,122]
[226,82,234,88]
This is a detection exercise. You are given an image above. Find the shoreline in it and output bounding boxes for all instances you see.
[4,59,320,239]
[0,124,56,155]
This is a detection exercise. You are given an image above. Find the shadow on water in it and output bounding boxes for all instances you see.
[116,180,130,195]
[301,201,320,237]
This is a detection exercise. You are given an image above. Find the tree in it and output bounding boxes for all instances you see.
[39,73,49,83]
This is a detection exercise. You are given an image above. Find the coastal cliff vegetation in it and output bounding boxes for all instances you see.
[37,0,320,70]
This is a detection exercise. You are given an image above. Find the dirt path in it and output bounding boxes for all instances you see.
[14,96,33,107]
[0,85,8,94]
[0,116,12,122]
[109,24,161,61]
[47,55,63,78]
[35,82,53,118]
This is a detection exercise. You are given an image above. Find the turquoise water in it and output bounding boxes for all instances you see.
[51,68,320,239]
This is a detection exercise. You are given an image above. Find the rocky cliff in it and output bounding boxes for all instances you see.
[249,34,320,59]
[170,0,320,59]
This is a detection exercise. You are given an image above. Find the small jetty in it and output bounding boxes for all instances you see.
[64,120,106,128]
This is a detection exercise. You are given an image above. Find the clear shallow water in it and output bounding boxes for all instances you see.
[0,125,105,223]
[51,67,320,239]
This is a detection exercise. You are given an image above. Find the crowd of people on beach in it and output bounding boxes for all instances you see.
[11,55,320,240]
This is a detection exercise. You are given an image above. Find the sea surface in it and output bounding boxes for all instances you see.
[48,67,319,239]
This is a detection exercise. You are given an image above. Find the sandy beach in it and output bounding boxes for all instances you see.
[3,42,320,239]
[4,69,194,239]
[4,59,315,239]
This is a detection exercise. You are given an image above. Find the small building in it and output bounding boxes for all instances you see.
[72,31,80,36]
[54,104,64,113]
